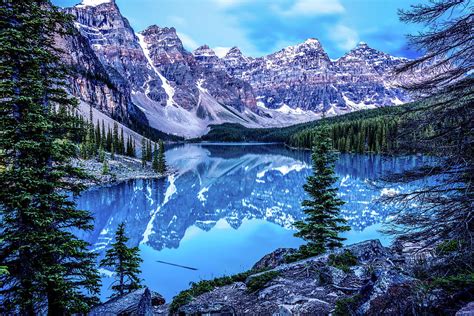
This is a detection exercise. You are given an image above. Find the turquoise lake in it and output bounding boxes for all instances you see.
[75,143,426,301]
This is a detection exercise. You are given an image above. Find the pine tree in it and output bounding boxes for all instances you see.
[98,145,105,163]
[146,140,152,161]
[141,138,147,168]
[287,128,350,261]
[100,223,143,298]
[120,128,125,155]
[88,105,96,156]
[102,158,109,175]
[113,122,119,155]
[111,141,115,160]
[152,143,159,172]
[95,119,101,147]
[157,140,167,174]
[101,120,106,148]
[132,139,136,157]
[0,1,100,313]
[106,126,112,152]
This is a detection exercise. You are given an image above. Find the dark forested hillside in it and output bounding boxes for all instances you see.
[199,104,410,153]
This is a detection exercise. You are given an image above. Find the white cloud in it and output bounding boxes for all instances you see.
[330,24,359,51]
[213,46,232,58]
[177,32,200,51]
[283,0,345,16]
[212,0,249,8]
[168,16,187,27]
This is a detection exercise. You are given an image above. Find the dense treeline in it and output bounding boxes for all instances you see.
[199,106,405,143]
[289,116,399,153]
[199,105,407,153]
[75,106,168,175]
[77,107,137,160]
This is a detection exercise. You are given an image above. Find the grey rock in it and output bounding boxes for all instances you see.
[177,240,397,315]
[89,287,165,316]
[252,248,296,271]
[457,302,474,316]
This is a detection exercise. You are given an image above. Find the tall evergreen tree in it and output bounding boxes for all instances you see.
[146,140,152,161]
[101,120,106,148]
[288,129,350,261]
[106,126,112,151]
[152,143,159,172]
[0,1,100,313]
[100,223,142,298]
[384,0,473,278]
[95,119,101,148]
[119,127,125,155]
[157,140,167,174]
[112,122,119,154]
[141,138,147,168]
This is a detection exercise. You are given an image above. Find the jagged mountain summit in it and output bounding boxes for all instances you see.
[63,0,414,138]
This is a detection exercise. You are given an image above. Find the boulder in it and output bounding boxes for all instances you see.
[358,270,418,315]
[89,287,165,316]
[456,302,474,316]
[252,248,296,271]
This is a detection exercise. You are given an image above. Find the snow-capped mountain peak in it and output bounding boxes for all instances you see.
[193,45,217,57]
[303,38,321,46]
[77,0,114,7]
[64,1,420,139]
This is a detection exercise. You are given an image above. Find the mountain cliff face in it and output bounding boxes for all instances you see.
[61,0,415,138]
[223,39,410,115]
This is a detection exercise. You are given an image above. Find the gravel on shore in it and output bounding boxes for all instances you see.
[72,153,170,188]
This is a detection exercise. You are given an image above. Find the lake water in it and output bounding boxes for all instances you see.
[76,143,425,301]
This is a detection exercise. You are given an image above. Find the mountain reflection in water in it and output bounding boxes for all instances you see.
[76,143,425,300]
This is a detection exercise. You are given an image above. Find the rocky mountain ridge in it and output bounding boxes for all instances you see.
[62,0,416,138]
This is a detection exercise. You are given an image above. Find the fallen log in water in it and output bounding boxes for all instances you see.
[156,260,198,270]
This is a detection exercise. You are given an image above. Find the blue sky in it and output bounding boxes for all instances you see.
[53,0,424,59]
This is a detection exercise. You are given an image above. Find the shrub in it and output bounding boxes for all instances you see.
[334,295,361,316]
[328,250,358,273]
[435,240,459,255]
[246,271,280,293]
[429,273,474,292]
[169,268,269,313]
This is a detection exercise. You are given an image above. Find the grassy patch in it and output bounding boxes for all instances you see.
[284,244,324,263]
[334,295,361,316]
[328,250,358,273]
[435,240,459,255]
[169,268,269,313]
[428,273,474,292]
[246,271,280,293]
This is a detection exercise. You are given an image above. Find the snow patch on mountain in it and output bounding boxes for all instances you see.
[136,33,176,107]
[78,0,112,7]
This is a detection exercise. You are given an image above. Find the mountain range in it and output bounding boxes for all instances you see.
[60,0,415,138]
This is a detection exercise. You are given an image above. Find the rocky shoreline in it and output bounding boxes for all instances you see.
[90,239,473,315]
[72,153,170,188]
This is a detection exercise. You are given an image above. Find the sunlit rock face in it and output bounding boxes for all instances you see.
[222,39,411,114]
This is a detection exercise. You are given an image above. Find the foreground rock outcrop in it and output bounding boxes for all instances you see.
[174,240,420,315]
[89,287,165,315]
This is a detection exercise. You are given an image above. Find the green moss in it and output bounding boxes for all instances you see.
[246,271,280,293]
[284,244,324,263]
[328,250,358,273]
[435,239,459,255]
[429,273,474,292]
[334,295,361,316]
[169,268,269,313]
